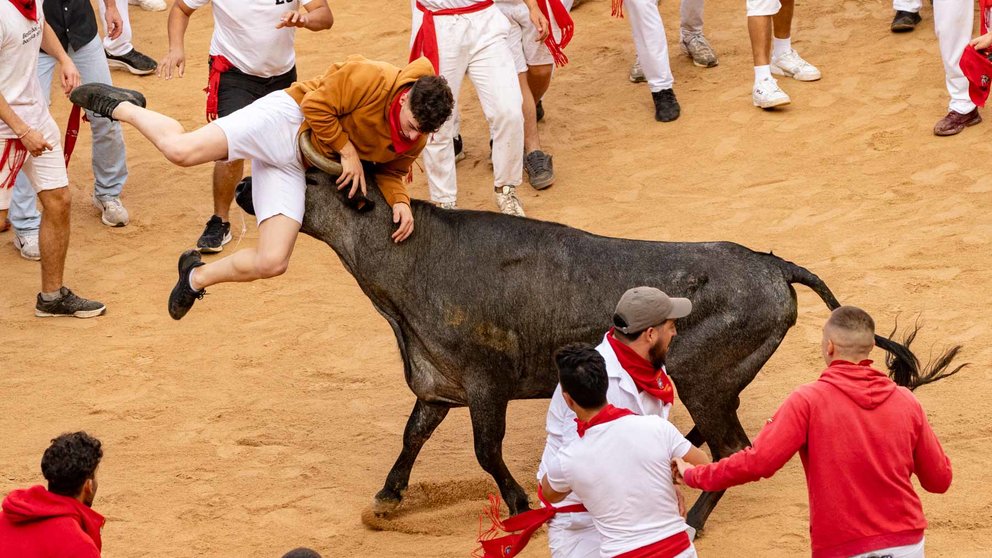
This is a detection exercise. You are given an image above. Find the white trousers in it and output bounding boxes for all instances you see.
[626,0,674,91]
[414,7,524,203]
[548,518,600,558]
[933,0,975,114]
[893,0,922,12]
[680,0,704,36]
[98,0,135,56]
[850,537,925,558]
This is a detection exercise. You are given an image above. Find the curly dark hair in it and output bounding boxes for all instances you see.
[408,75,454,134]
[41,432,103,497]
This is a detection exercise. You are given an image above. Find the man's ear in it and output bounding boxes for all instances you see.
[562,391,576,411]
[826,339,836,358]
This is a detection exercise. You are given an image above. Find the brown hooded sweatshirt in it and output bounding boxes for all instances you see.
[284,55,435,207]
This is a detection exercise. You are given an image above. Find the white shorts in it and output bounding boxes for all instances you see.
[498,0,555,73]
[0,117,67,210]
[212,90,306,225]
[746,0,781,17]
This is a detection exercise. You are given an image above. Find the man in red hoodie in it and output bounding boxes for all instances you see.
[674,306,952,558]
[0,432,105,558]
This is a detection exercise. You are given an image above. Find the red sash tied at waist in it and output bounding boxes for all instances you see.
[204,55,235,122]
[475,487,586,558]
[614,530,692,558]
[410,0,495,73]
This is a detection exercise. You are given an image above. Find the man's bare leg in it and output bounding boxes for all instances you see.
[772,0,794,39]
[520,65,555,190]
[748,15,773,66]
[213,160,244,220]
[112,102,229,166]
[520,73,541,154]
[526,64,552,107]
[37,187,71,293]
[191,214,300,289]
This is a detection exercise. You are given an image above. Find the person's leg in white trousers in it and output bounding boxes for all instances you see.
[98,0,134,57]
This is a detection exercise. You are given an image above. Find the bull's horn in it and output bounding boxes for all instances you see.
[299,130,344,177]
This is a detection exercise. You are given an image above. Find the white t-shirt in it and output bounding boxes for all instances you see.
[0,3,47,138]
[184,0,313,78]
[545,414,693,558]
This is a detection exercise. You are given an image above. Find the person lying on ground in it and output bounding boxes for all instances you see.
[69,56,454,320]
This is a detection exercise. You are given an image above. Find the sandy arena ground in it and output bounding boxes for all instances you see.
[2,0,991,556]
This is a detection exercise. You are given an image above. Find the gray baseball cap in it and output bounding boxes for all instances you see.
[612,287,692,335]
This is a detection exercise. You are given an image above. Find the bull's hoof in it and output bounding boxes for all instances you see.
[371,489,403,517]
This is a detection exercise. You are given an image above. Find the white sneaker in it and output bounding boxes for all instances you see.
[129,0,167,10]
[92,194,130,227]
[752,77,791,109]
[494,186,526,217]
[628,60,646,83]
[13,232,40,261]
[770,49,821,82]
[437,201,457,210]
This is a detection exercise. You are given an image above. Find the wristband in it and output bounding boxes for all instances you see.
[16,128,32,139]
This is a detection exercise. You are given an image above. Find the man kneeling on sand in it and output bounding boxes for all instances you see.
[0,432,105,557]
[70,56,454,320]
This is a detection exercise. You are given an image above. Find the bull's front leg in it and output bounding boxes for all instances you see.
[468,395,530,515]
[372,399,450,515]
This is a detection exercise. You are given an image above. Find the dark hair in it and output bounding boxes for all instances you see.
[41,432,103,497]
[281,548,322,558]
[408,75,454,134]
[555,343,608,409]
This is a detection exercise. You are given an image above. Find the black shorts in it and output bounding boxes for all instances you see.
[212,58,298,119]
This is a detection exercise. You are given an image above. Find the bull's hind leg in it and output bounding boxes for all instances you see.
[679,330,787,531]
[373,399,450,515]
[468,396,530,515]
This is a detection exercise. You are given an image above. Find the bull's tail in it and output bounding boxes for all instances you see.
[764,252,966,390]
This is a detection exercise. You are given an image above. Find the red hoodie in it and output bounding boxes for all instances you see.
[0,485,104,558]
[684,360,952,558]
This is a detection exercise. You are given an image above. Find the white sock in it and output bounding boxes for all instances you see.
[188,268,199,291]
[754,65,772,84]
[772,36,792,59]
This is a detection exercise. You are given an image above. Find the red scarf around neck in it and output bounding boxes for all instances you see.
[607,327,675,406]
[574,403,635,437]
[8,0,37,21]
[388,88,416,154]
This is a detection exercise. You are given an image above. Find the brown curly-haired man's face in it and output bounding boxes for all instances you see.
[398,93,423,142]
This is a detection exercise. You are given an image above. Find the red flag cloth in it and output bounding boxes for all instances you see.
[388,88,416,154]
[537,0,574,67]
[1,139,29,192]
[606,327,676,406]
[614,531,692,558]
[960,0,992,107]
[7,0,37,21]
[63,104,82,167]
[574,403,636,437]
[410,0,494,73]
[475,487,586,558]
[204,55,235,122]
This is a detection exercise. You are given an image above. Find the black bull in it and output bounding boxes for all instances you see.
[265,167,961,530]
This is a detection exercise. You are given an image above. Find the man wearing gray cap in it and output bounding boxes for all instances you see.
[535,286,693,558]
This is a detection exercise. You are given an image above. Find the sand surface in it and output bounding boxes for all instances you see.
[2,0,991,556]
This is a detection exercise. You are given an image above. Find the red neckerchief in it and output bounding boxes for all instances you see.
[7,0,37,21]
[537,0,574,67]
[410,0,494,72]
[574,404,636,437]
[389,88,415,154]
[607,327,675,406]
[203,55,235,121]
[475,486,586,558]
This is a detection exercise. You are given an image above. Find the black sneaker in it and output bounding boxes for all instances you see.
[69,83,146,121]
[168,250,205,320]
[536,99,545,122]
[106,48,157,75]
[197,215,232,253]
[235,176,255,215]
[524,150,555,190]
[652,89,680,122]
[890,10,922,32]
[35,287,106,318]
[453,134,466,162]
